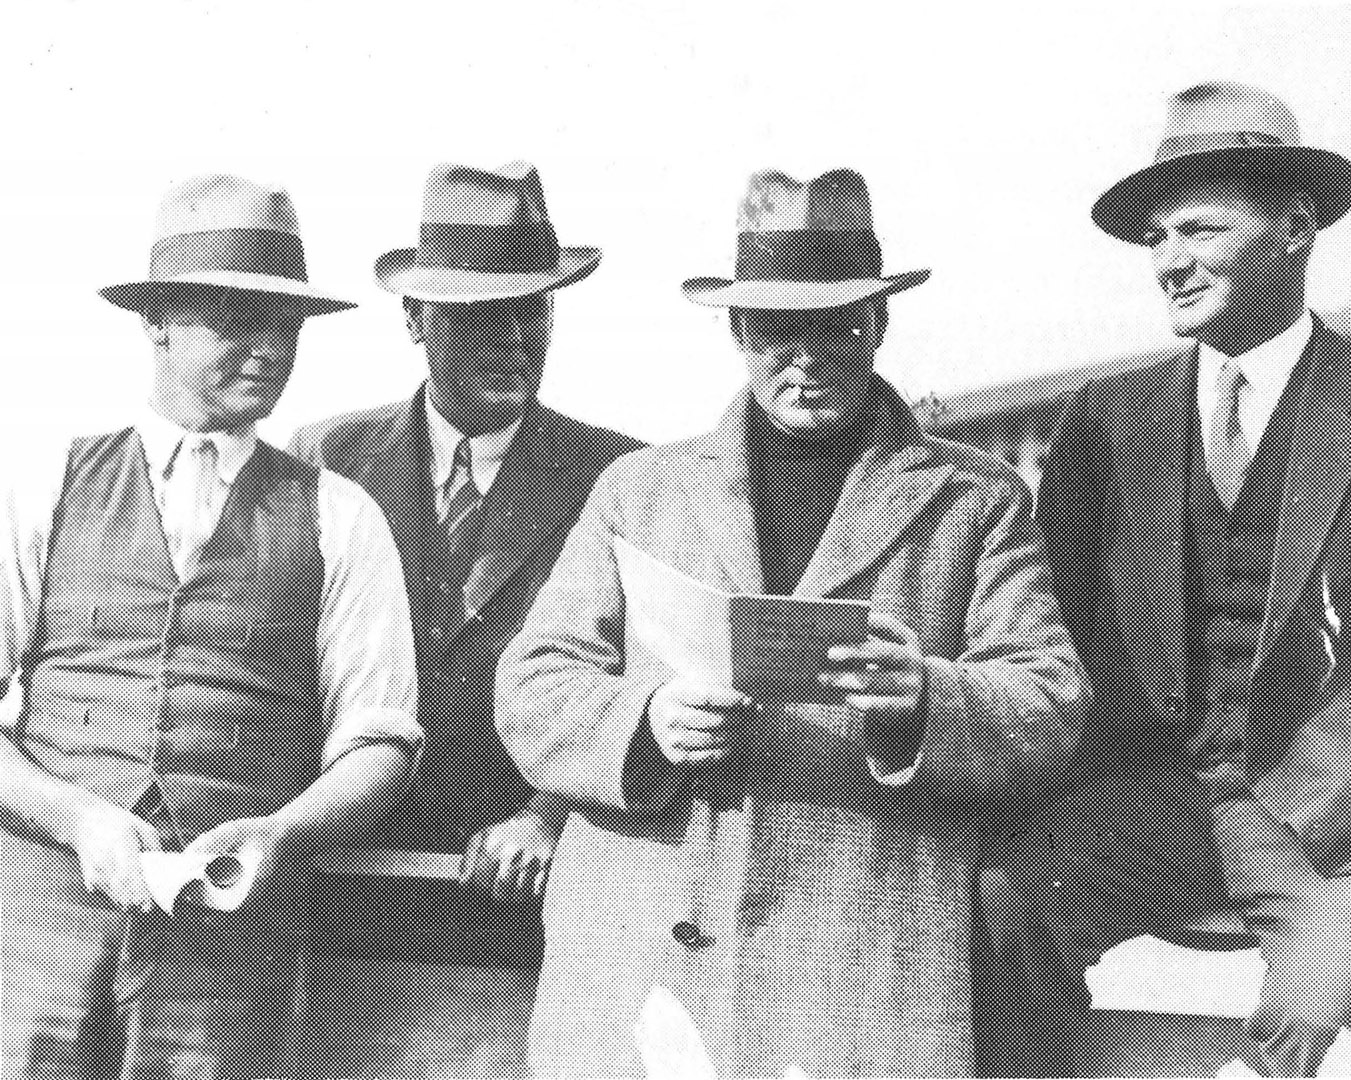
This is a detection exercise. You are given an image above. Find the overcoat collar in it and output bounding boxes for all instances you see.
[680,376,952,598]
[1258,316,1351,666]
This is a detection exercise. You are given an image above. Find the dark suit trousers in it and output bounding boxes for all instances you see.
[1,824,298,1080]
[975,769,1351,1077]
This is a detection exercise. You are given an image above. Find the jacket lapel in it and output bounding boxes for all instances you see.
[795,384,950,599]
[357,386,439,621]
[462,403,578,617]
[1116,346,1193,709]
[679,392,766,594]
[1258,320,1351,667]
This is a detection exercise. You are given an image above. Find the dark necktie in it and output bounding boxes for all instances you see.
[442,438,484,623]
[1209,360,1253,510]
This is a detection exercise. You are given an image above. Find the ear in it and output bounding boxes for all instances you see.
[403,298,425,344]
[141,313,169,347]
[1288,192,1318,257]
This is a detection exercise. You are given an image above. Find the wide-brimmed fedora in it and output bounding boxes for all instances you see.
[682,168,929,310]
[101,174,356,316]
[1093,81,1351,243]
[375,162,601,303]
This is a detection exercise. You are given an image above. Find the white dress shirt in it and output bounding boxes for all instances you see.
[0,406,421,769]
[424,392,522,519]
[1197,309,1313,463]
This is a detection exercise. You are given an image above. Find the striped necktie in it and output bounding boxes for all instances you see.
[443,437,482,536]
[1209,359,1253,510]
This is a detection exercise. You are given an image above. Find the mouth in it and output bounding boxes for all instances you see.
[1169,284,1208,307]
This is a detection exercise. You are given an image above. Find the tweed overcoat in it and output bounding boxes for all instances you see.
[496,377,1087,1078]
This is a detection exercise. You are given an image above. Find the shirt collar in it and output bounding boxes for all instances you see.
[424,388,523,494]
[1198,309,1314,396]
[137,404,258,486]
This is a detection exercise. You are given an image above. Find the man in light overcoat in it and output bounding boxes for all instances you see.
[496,168,1088,1078]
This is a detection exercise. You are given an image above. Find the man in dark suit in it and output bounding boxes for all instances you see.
[977,82,1351,1078]
[290,162,641,1075]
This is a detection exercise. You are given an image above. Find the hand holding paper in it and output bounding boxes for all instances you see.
[139,846,265,913]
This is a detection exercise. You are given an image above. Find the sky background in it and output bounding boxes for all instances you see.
[5,1,1351,450]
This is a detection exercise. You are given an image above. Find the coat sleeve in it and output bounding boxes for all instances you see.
[899,472,1089,809]
[495,460,679,815]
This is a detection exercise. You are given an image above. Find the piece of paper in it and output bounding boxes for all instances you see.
[633,985,717,1080]
[140,847,264,913]
[613,536,868,701]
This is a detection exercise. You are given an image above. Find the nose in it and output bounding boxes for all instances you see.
[1153,231,1194,286]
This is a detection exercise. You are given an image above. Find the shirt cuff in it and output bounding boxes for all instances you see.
[321,708,424,770]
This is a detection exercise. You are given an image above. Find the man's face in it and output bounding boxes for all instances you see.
[1146,181,1307,354]
[411,293,552,436]
[145,290,305,431]
[737,300,883,439]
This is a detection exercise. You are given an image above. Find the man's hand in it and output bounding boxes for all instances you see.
[648,679,754,765]
[462,812,561,900]
[819,611,926,718]
[68,800,162,911]
[184,815,289,908]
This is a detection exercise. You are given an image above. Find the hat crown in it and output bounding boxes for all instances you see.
[1157,81,1302,162]
[153,174,301,241]
[421,161,551,226]
[737,168,876,233]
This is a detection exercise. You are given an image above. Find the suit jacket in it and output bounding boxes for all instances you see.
[496,377,1087,1078]
[290,387,642,850]
[1037,316,1351,874]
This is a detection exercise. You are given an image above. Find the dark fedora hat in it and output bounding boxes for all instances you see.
[375,162,601,303]
[101,174,356,316]
[1093,81,1351,243]
[682,168,930,310]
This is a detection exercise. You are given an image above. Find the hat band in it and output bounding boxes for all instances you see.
[149,228,308,282]
[736,229,883,282]
[1156,130,1286,163]
[416,222,561,273]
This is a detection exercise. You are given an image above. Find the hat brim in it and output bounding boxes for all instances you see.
[375,246,601,303]
[681,269,930,310]
[1092,145,1351,243]
[100,273,356,316]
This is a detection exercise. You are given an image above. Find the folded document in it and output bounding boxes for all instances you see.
[140,847,264,913]
[613,536,868,701]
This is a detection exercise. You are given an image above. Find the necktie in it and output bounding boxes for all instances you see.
[162,434,220,578]
[1209,360,1253,510]
[441,438,484,622]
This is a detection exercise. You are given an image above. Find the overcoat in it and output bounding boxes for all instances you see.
[1037,317,1351,875]
[497,377,1087,1078]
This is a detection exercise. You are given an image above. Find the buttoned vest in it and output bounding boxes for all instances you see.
[1185,353,1311,789]
[18,428,325,842]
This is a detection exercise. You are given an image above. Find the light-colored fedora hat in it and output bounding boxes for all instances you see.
[375,162,601,303]
[100,174,356,316]
[1093,81,1351,243]
[682,168,929,310]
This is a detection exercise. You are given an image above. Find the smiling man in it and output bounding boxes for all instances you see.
[976,82,1351,1077]
[0,174,420,1080]
[496,168,1086,1078]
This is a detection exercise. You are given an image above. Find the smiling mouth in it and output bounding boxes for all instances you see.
[1170,285,1208,306]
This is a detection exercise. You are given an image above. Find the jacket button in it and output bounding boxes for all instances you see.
[672,921,713,949]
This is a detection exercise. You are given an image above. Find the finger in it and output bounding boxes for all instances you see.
[671,728,729,752]
[492,848,522,900]
[845,692,923,716]
[822,666,922,693]
[866,610,919,644]
[531,859,550,900]
[670,707,733,731]
[671,683,752,711]
[824,639,913,668]
[683,747,731,763]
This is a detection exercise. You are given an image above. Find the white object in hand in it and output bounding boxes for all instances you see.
[140,846,264,913]
[633,985,717,1080]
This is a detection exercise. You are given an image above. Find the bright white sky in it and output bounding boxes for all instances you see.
[4,1,1351,449]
